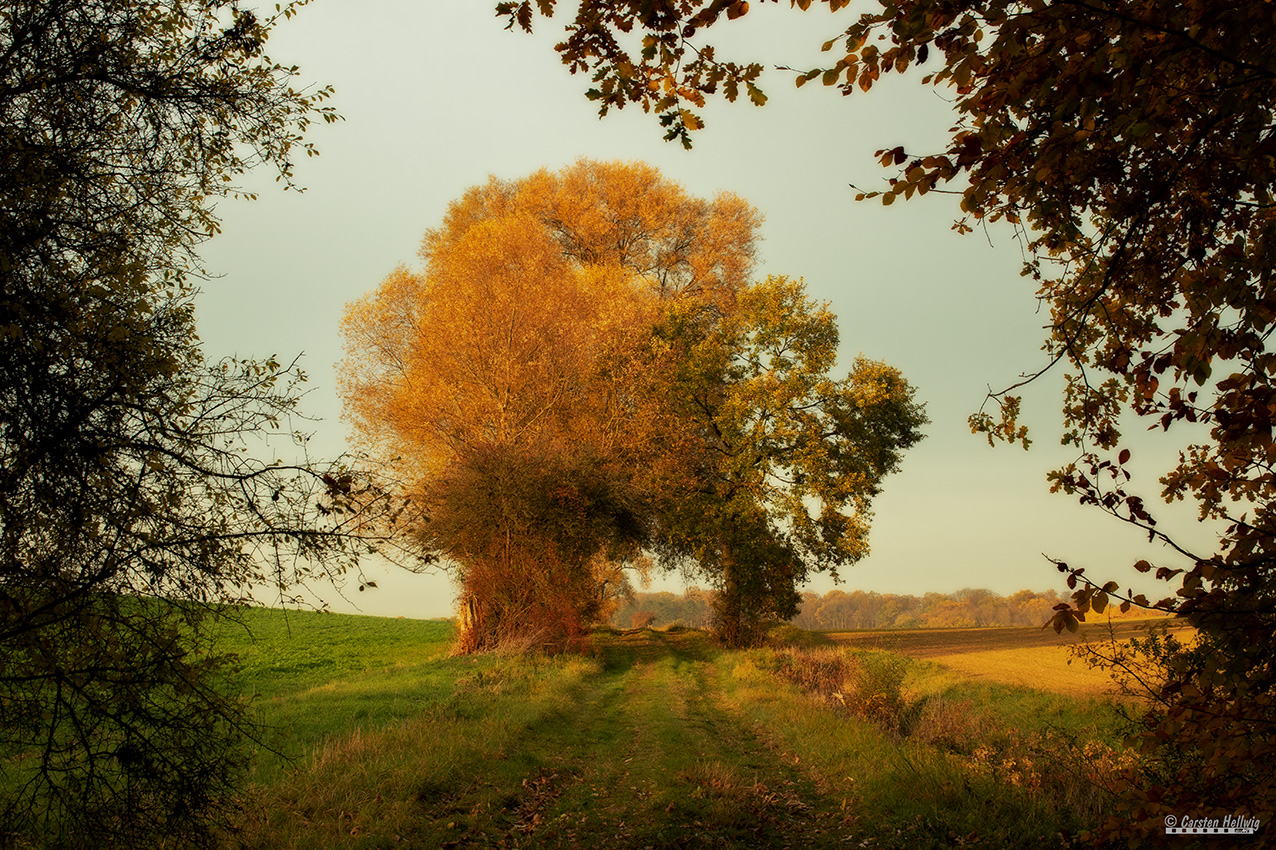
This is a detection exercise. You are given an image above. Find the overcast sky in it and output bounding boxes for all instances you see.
[196,0,1209,619]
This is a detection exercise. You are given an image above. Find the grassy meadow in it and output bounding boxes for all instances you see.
[218,610,1149,849]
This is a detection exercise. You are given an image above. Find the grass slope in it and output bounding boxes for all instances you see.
[220,610,1131,849]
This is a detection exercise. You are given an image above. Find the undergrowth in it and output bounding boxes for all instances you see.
[756,645,1136,845]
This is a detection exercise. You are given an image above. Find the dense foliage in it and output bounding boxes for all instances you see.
[341,160,924,649]
[340,161,747,650]
[0,1,356,845]
[499,0,1276,840]
[654,276,927,643]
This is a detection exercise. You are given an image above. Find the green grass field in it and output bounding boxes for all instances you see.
[216,609,1141,849]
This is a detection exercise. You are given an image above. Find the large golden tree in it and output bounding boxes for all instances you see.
[340,160,760,650]
[343,159,925,651]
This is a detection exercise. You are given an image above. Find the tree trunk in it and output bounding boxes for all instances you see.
[455,592,483,654]
[714,534,747,647]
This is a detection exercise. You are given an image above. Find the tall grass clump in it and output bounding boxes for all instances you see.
[767,647,908,732]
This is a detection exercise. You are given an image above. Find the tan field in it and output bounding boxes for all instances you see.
[825,618,1192,697]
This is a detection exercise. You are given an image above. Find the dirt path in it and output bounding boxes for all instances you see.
[438,630,857,849]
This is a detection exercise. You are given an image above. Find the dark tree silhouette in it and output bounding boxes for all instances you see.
[0,2,368,846]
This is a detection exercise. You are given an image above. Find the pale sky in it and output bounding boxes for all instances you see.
[196,1,1210,619]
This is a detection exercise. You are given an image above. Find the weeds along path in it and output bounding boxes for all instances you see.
[428,629,857,850]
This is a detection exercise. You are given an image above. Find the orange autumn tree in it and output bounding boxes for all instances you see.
[340,160,760,651]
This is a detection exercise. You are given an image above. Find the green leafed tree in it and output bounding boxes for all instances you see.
[655,275,926,645]
[497,0,1276,838]
[0,2,360,846]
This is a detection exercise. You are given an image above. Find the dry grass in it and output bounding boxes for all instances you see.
[924,645,1117,697]
[826,618,1192,697]
[767,648,909,731]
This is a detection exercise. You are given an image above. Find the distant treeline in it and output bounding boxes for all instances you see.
[611,587,1158,631]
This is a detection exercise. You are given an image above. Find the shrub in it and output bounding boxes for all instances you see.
[768,648,908,733]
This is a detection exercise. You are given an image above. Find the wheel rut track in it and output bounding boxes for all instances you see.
[438,631,859,849]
